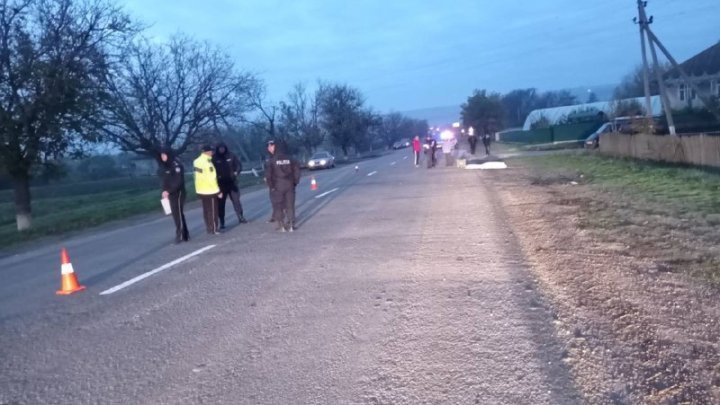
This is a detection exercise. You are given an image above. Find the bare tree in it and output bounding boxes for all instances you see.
[316,82,369,158]
[97,35,255,161]
[246,78,278,139]
[0,0,136,230]
[279,83,324,157]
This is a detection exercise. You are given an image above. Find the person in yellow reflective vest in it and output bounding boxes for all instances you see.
[194,145,223,234]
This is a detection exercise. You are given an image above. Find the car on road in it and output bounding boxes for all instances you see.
[392,139,411,149]
[614,116,667,135]
[307,151,336,170]
[584,122,615,149]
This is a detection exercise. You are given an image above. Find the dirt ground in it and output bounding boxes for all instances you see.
[484,162,720,404]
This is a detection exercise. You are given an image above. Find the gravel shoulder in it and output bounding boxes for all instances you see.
[486,158,720,404]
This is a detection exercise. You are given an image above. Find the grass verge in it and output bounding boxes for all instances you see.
[0,175,264,249]
[514,152,720,284]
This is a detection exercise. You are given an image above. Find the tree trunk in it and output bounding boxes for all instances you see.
[342,145,348,159]
[13,176,32,231]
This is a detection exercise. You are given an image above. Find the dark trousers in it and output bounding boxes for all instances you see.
[469,137,477,155]
[219,189,244,226]
[271,185,296,227]
[483,139,491,155]
[427,149,436,168]
[199,194,219,233]
[169,190,189,241]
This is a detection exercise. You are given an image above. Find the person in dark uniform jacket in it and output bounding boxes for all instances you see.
[159,148,189,244]
[265,140,301,232]
[212,143,247,229]
[426,136,438,168]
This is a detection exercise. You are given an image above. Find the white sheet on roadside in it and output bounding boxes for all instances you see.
[466,162,508,170]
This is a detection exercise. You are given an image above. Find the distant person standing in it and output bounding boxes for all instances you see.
[213,143,247,229]
[426,136,437,168]
[468,126,478,155]
[265,140,301,232]
[194,145,222,235]
[264,142,276,223]
[442,136,457,166]
[412,136,422,167]
[159,148,189,244]
[482,133,492,155]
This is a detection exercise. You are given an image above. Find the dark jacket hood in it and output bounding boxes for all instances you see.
[215,143,228,158]
[159,147,176,167]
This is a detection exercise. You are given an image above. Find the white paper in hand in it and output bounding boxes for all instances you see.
[161,198,172,215]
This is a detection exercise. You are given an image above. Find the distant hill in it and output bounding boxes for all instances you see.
[400,105,461,126]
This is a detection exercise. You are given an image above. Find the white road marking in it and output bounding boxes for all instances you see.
[390,161,396,166]
[315,187,340,199]
[403,156,408,160]
[99,245,217,295]
[367,171,378,177]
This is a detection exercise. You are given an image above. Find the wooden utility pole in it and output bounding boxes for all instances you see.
[636,0,654,125]
[637,2,676,135]
[644,27,720,122]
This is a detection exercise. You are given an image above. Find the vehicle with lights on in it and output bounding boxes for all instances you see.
[423,129,454,150]
[307,151,336,170]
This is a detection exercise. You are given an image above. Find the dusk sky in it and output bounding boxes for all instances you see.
[123,0,719,113]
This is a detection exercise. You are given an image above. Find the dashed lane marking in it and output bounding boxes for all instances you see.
[100,245,217,295]
[315,187,340,199]
[367,171,378,177]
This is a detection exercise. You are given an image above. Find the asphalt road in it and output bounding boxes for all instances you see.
[0,150,580,404]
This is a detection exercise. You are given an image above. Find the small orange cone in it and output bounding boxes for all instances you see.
[56,248,86,295]
[310,177,318,191]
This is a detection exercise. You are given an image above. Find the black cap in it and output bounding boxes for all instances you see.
[201,144,213,152]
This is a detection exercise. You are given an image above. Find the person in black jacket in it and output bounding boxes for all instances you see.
[213,143,247,229]
[160,148,189,244]
[426,136,438,168]
[265,140,301,232]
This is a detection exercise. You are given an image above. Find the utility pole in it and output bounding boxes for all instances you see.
[644,28,720,122]
[637,2,676,135]
[636,2,720,123]
[636,0,654,126]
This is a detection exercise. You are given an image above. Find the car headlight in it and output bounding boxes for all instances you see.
[320,159,327,165]
[308,161,315,166]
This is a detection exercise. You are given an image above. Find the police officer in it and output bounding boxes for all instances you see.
[159,148,189,244]
[194,145,223,235]
[213,143,247,229]
[265,140,300,232]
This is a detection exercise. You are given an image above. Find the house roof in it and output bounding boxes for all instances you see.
[665,41,720,79]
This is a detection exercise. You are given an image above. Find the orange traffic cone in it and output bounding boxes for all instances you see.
[310,177,318,191]
[56,248,86,295]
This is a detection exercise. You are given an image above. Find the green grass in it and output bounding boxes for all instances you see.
[520,153,720,216]
[0,175,263,248]
[516,152,720,284]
